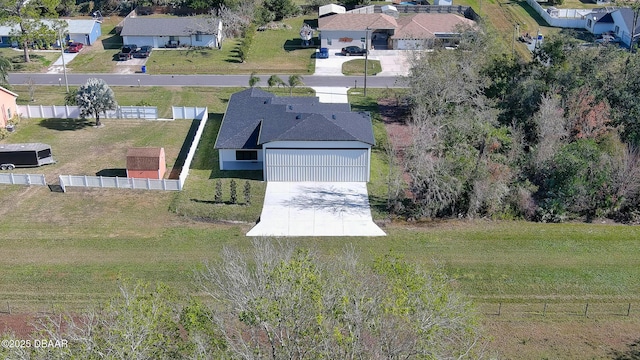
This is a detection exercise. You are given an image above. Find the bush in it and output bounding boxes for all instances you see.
[230,179,237,204]
[214,180,222,203]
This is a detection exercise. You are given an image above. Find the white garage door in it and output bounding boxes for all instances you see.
[265,149,368,182]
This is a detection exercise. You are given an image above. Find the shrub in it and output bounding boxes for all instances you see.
[214,180,223,203]
[230,180,237,204]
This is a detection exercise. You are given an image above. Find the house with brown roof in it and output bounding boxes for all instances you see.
[318,10,476,50]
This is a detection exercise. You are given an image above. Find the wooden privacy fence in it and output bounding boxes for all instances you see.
[0,173,47,186]
[18,105,159,120]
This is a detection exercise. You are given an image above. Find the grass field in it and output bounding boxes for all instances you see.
[2,87,640,359]
[342,59,382,75]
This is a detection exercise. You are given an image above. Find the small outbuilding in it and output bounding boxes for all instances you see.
[126,147,166,179]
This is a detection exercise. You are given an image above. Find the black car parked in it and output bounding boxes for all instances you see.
[118,44,138,60]
[134,45,152,58]
[341,46,367,56]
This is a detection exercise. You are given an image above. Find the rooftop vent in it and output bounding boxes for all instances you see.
[332,114,336,119]
[296,114,301,119]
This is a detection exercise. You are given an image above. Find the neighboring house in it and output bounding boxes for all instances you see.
[606,8,640,47]
[0,19,101,47]
[120,17,223,49]
[318,12,476,50]
[0,86,18,129]
[214,88,376,182]
[66,19,102,45]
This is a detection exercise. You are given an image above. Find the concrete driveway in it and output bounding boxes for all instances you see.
[314,49,410,77]
[246,182,386,237]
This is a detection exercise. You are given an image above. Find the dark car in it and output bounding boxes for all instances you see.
[134,45,152,58]
[118,44,138,60]
[341,46,367,56]
[67,42,83,53]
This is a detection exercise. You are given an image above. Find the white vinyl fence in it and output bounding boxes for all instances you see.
[58,175,180,191]
[57,107,209,192]
[18,105,159,120]
[525,0,589,29]
[0,173,47,186]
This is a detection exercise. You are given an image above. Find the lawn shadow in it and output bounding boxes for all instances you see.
[96,168,127,177]
[168,118,200,179]
[517,0,551,27]
[609,338,640,359]
[102,34,123,50]
[225,48,243,63]
[190,198,248,205]
[209,170,263,181]
[304,19,318,28]
[284,38,318,51]
[39,118,93,131]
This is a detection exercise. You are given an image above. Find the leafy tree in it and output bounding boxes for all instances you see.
[287,74,304,95]
[32,279,190,359]
[64,88,78,105]
[248,72,260,87]
[263,0,299,21]
[196,239,485,359]
[268,74,285,88]
[0,0,61,62]
[76,78,117,127]
[0,57,11,86]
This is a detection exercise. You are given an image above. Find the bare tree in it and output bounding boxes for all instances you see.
[533,92,567,169]
[196,239,486,359]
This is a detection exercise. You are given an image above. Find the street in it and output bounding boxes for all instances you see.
[8,73,406,89]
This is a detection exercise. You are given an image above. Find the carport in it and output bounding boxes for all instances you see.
[246,182,386,237]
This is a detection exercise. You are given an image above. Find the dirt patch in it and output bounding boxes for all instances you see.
[0,313,37,337]
[484,318,640,359]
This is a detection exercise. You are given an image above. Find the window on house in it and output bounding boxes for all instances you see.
[615,25,620,34]
[587,19,592,27]
[327,38,332,45]
[236,150,258,161]
[195,32,202,41]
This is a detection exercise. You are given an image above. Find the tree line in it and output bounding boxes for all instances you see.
[393,29,640,223]
[0,240,485,359]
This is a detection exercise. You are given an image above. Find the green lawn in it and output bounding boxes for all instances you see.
[0,48,60,73]
[2,86,640,359]
[342,59,382,75]
[72,15,318,75]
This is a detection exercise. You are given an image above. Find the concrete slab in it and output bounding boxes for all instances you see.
[314,49,411,77]
[311,86,349,103]
[247,182,386,237]
[51,52,78,66]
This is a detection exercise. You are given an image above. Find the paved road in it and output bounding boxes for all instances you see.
[8,73,406,88]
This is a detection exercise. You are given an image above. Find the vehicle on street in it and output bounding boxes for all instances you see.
[0,143,56,170]
[67,42,83,53]
[341,46,367,56]
[134,45,152,58]
[118,44,138,60]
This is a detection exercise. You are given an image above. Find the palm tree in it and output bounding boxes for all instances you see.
[0,57,13,86]
[268,75,285,88]
[287,75,304,95]
[249,72,260,87]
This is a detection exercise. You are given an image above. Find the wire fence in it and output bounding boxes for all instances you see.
[478,301,639,319]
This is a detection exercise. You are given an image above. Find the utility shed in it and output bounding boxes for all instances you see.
[126,147,166,179]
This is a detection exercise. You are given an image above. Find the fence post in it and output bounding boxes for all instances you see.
[6,301,10,315]
[9,173,14,184]
[115,177,119,188]
[543,303,547,316]
[584,303,589,318]
[147,178,151,189]
[628,303,631,317]
[27,174,31,185]
[39,105,44,118]
[84,175,88,186]
[497,302,501,316]
[59,175,66,192]
[131,177,135,189]
[99,176,103,187]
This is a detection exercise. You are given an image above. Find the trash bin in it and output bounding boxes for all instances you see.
[141,65,146,73]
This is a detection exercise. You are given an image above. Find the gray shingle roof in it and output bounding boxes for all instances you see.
[214,88,375,149]
[120,17,220,37]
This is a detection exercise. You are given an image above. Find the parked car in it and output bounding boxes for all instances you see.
[134,45,152,58]
[341,46,367,56]
[118,44,138,60]
[67,42,83,53]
